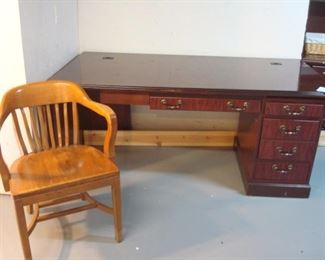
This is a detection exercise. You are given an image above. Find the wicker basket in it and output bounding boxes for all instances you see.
[305,43,325,55]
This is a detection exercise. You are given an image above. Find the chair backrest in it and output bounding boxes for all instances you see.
[0,80,90,152]
[0,80,99,191]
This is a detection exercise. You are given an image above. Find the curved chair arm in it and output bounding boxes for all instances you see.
[80,100,117,159]
[0,147,10,191]
[0,117,11,192]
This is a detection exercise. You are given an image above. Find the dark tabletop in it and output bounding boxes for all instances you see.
[51,52,324,98]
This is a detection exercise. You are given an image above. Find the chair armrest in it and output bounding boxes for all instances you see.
[0,111,11,191]
[80,100,117,159]
[0,148,10,191]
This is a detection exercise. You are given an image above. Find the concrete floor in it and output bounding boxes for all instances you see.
[0,146,324,260]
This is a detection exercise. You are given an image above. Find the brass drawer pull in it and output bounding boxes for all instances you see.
[279,125,301,135]
[282,105,305,116]
[227,101,248,112]
[160,98,182,110]
[272,164,293,174]
[276,146,297,157]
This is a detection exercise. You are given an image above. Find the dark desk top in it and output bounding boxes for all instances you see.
[51,52,324,98]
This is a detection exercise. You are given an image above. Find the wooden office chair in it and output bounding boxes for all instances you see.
[0,80,122,260]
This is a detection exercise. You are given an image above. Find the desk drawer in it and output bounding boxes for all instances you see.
[149,96,260,112]
[258,140,315,161]
[265,102,323,118]
[261,119,320,141]
[255,161,310,183]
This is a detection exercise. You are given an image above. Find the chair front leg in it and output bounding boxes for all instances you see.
[14,199,32,260]
[111,177,122,242]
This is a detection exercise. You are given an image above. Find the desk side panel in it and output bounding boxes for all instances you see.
[236,113,262,183]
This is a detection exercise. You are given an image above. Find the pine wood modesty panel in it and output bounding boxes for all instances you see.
[84,130,236,147]
[83,130,325,147]
[320,131,325,146]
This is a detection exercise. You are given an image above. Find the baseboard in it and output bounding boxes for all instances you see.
[245,182,310,198]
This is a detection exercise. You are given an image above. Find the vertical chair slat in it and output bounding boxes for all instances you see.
[72,102,79,145]
[46,105,56,148]
[29,107,42,152]
[20,108,37,152]
[55,104,62,147]
[37,106,49,150]
[63,103,69,146]
[11,110,28,155]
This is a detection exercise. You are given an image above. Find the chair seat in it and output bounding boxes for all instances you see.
[9,145,119,196]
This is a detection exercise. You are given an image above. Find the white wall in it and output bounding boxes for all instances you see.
[19,0,79,82]
[79,1,309,59]
[0,0,26,194]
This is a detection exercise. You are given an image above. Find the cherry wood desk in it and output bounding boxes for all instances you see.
[51,52,325,198]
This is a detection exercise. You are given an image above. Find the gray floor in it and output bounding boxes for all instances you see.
[1,146,324,260]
